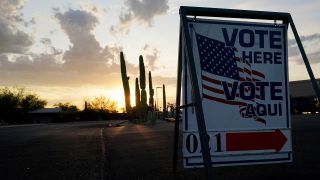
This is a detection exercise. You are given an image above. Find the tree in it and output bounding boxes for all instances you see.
[0,87,22,111]
[0,87,47,112]
[21,94,47,111]
[54,102,79,112]
[87,96,118,113]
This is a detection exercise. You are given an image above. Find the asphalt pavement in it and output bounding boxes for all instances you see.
[0,115,320,180]
[0,121,110,180]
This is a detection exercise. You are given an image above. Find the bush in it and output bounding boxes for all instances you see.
[0,87,47,112]
[0,87,47,123]
[54,102,79,112]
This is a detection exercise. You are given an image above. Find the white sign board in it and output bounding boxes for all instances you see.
[182,18,292,168]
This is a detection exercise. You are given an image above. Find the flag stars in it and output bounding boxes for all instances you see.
[196,33,240,80]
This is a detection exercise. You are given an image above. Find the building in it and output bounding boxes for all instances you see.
[289,79,320,114]
[29,108,62,123]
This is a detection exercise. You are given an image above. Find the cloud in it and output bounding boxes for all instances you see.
[40,38,52,46]
[0,0,25,25]
[288,33,320,64]
[0,5,174,102]
[0,3,177,108]
[0,8,139,88]
[125,0,169,25]
[54,9,132,73]
[110,0,169,34]
[0,0,33,54]
[110,11,132,35]
[141,44,160,70]
[0,22,33,53]
[145,48,159,71]
[288,33,320,46]
[0,49,134,88]
[153,75,176,86]
[79,3,102,17]
[142,44,149,51]
[52,7,60,12]
[55,9,101,69]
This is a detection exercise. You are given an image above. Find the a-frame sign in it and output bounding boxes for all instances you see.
[173,6,320,180]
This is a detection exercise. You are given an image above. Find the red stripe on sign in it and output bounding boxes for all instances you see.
[202,94,247,106]
[202,84,224,94]
[252,70,265,78]
[202,75,221,85]
[202,75,234,87]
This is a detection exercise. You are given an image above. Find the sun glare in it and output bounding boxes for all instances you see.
[107,89,126,112]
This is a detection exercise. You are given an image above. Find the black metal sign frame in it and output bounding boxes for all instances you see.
[173,6,320,180]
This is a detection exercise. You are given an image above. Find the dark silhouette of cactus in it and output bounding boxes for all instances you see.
[148,71,154,109]
[163,84,167,117]
[135,77,140,115]
[120,52,131,113]
[139,55,147,118]
[84,101,88,111]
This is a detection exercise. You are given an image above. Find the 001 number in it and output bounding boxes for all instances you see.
[185,133,222,154]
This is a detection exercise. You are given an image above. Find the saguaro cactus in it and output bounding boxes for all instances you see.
[120,52,131,113]
[139,55,147,118]
[148,71,154,109]
[135,78,140,112]
[163,84,167,117]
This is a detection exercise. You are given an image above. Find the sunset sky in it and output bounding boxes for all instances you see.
[0,0,319,110]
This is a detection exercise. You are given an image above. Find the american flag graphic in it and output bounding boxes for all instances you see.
[196,33,267,124]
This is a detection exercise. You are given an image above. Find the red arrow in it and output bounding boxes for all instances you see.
[226,130,287,152]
